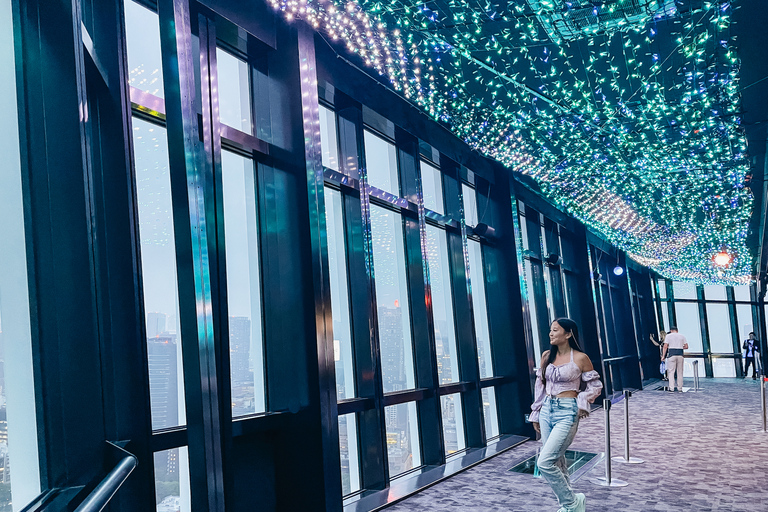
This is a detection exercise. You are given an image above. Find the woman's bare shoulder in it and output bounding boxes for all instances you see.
[574,350,594,371]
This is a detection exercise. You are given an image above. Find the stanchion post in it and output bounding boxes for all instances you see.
[761,377,766,433]
[593,398,628,487]
[692,360,700,391]
[612,390,644,464]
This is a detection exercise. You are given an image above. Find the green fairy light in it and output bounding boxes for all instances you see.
[270,0,753,284]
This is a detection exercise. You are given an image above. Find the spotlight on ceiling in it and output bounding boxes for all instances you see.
[544,253,561,266]
[613,265,625,276]
[473,222,497,240]
[712,250,733,267]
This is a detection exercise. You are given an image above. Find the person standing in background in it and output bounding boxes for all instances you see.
[743,332,760,380]
[661,326,688,392]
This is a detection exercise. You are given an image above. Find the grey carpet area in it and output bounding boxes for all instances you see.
[386,378,768,511]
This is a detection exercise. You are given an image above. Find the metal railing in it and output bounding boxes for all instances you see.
[74,443,137,512]
[20,442,137,512]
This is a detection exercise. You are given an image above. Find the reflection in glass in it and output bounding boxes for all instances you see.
[482,387,500,439]
[216,48,252,134]
[463,184,478,227]
[125,0,164,98]
[364,131,399,196]
[440,393,466,456]
[704,285,726,301]
[683,357,706,378]
[672,281,697,300]
[325,189,355,400]
[385,402,421,478]
[338,413,360,495]
[706,303,732,353]
[132,118,186,429]
[519,207,529,251]
[524,260,542,365]
[735,304,753,342]
[370,206,415,393]
[658,280,667,299]
[221,151,265,416]
[153,447,191,512]
[673,302,703,352]
[468,240,492,378]
[421,161,443,214]
[0,17,41,501]
[661,305,670,332]
[426,226,459,385]
[712,358,736,377]
[319,106,339,171]
[733,285,751,302]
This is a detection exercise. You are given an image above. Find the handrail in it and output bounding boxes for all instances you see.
[602,355,634,363]
[73,442,137,512]
[19,488,58,512]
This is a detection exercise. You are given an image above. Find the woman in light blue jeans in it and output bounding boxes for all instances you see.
[530,318,603,512]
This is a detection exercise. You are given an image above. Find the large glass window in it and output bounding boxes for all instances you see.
[318,106,339,171]
[338,413,361,495]
[704,285,727,301]
[440,394,466,456]
[125,0,164,98]
[132,119,187,430]
[221,150,265,416]
[481,387,500,440]
[661,305,670,331]
[658,279,667,299]
[468,240,492,378]
[735,304,753,342]
[683,357,706,378]
[216,48,252,134]
[712,358,736,378]
[733,285,751,302]
[325,189,355,400]
[153,447,191,512]
[462,184,478,227]
[706,303,732,353]
[523,260,542,364]
[672,281,697,300]
[0,3,41,500]
[370,206,415,393]
[426,226,459,385]
[364,131,399,196]
[421,161,444,214]
[384,402,421,477]
[673,302,703,352]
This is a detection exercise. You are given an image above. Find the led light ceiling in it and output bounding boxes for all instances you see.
[271,0,753,284]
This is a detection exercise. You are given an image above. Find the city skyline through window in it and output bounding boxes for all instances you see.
[370,205,416,394]
[426,226,459,385]
[221,150,266,416]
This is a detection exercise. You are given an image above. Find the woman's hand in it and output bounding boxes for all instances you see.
[578,410,588,419]
[533,422,540,433]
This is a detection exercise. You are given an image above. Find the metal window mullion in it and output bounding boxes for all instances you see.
[726,287,744,376]
[352,101,389,489]
[404,144,443,467]
[156,0,225,509]
[697,286,713,377]
[296,25,343,508]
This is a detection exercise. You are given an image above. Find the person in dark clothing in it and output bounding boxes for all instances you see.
[743,332,760,379]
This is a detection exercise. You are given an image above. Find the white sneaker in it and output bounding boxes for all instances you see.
[572,493,586,512]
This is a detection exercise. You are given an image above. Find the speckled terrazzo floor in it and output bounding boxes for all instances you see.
[386,378,768,512]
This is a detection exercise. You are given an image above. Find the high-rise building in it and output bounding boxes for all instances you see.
[378,306,406,393]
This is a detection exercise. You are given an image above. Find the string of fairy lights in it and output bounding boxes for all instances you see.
[269,0,753,284]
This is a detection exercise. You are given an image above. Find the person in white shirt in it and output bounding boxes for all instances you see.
[743,332,760,380]
[661,327,688,392]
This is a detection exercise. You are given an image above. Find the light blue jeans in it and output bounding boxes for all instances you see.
[538,397,580,509]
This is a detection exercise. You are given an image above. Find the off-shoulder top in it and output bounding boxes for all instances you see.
[529,350,603,423]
